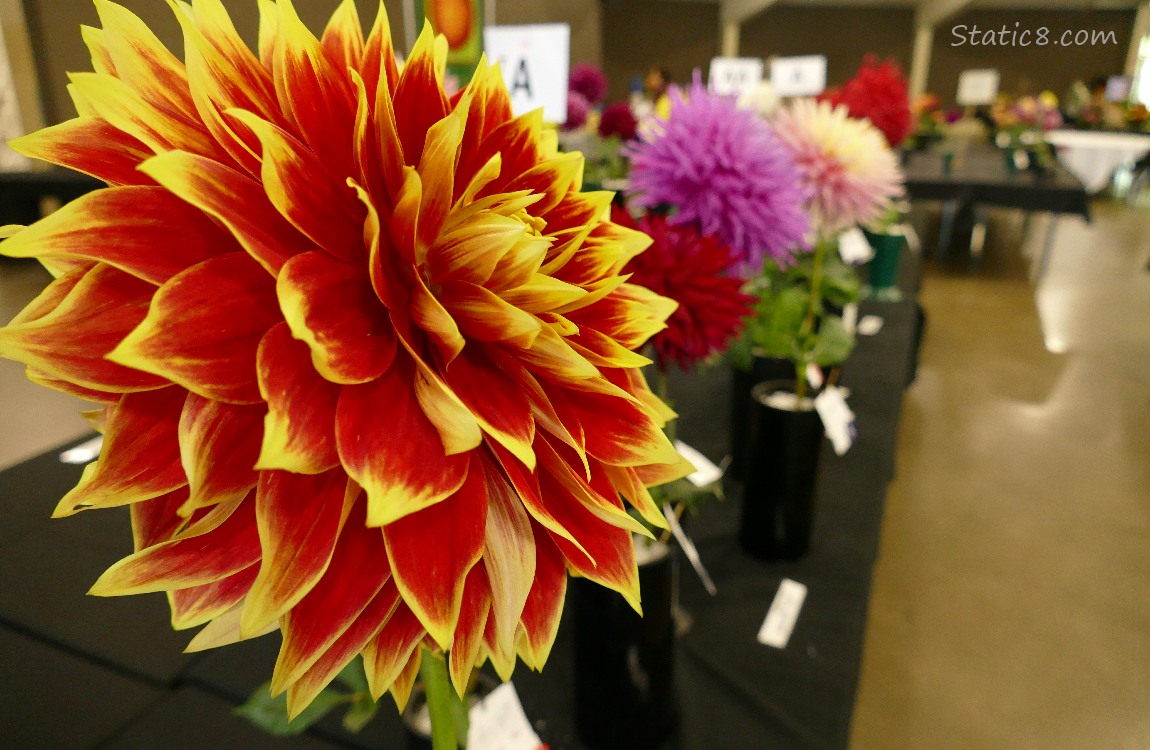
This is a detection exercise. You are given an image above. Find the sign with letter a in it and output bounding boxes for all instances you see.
[483,24,570,124]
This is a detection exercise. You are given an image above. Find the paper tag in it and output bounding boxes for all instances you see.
[484,24,571,124]
[894,223,921,254]
[467,683,543,750]
[857,315,884,336]
[805,363,824,390]
[674,441,723,488]
[838,227,874,265]
[814,385,855,456]
[708,57,764,97]
[663,502,717,596]
[956,68,1000,106]
[842,303,859,336]
[769,55,826,97]
[59,435,104,465]
[757,578,807,648]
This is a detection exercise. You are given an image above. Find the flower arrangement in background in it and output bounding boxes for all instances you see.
[820,56,912,149]
[0,1,693,746]
[569,63,609,107]
[613,207,755,373]
[772,98,903,236]
[627,71,811,275]
[992,91,1063,132]
[599,101,639,141]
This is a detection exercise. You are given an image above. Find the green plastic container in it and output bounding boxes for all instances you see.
[862,229,904,300]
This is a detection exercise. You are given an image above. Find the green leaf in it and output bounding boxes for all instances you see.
[342,693,381,734]
[728,332,753,372]
[822,256,861,307]
[810,316,856,366]
[234,682,348,737]
[752,286,808,358]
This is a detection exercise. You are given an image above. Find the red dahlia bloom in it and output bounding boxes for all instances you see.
[822,56,913,148]
[615,208,755,372]
[0,0,692,716]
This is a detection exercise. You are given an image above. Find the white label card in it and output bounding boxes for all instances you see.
[857,315,884,336]
[484,24,570,124]
[708,57,764,97]
[59,435,104,465]
[769,55,827,97]
[805,363,825,390]
[758,578,807,648]
[814,385,855,456]
[838,227,874,265]
[956,68,1000,106]
[675,440,724,488]
[467,682,544,750]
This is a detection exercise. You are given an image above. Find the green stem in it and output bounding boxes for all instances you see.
[795,237,830,402]
[419,648,468,750]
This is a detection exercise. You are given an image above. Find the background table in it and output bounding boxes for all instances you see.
[0,169,101,226]
[0,262,923,749]
[902,147,1089,279]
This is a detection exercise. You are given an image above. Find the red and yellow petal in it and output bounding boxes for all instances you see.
[178,393,264,515]
[109,253,281,404]
[255,323,341,474]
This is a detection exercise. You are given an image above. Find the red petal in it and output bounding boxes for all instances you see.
[8,117,153,185]
[168,564,258,630]
[110,253,280,405]
[129,486,191,550]
[362,600,427,700]
[273,498,392,693]
[178,393,263,515]
[140,151,316,275]
[0,264,167,393]
[480,458,536,660]
[1,186,234,284]
[382,454,486,650]
[449,565,492,695]
[441,345,536,469]
[89,493,260,596]
[55,387,187,517]
[336,355,469,527]
[519,522,567,667]
[391,27,449,165]
[276,252,396,384]
[241,469,353,636]
[255,323,341,474]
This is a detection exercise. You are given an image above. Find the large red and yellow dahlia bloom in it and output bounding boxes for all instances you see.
[0,0,690,715]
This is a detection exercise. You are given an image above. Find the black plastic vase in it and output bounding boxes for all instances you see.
[729,356,794,480]
[739,381,825,561]
[572,543,678,750]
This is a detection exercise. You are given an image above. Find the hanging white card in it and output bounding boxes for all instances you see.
[483,24,570,123]
[467,682,543,750]
[708,57,764,97]
[769,55,826,97]
[814,385,855,456]
[758,578,807,648]
[838,227,874,265]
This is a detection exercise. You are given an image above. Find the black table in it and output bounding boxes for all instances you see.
[0,266,921,749]
[0,169,102,226]
[903,147,1090,279]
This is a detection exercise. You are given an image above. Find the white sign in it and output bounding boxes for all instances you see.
[708,57,764,97]
[467,682,543,750]
[838,227,874,265]
[483,24,570,124]
[675,440,723,488]
[769,55,827,97]
[758,578,807,648]
[956,69,1000,106]
[814,384,856,456]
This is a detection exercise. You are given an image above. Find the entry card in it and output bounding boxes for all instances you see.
[769,55,826,97]
[758,578,807,648]
[483,24,570,123]
[675,440,723,488]
[708,57,764,97]
[815,384,855,456]
[59,435,103,464]
[838,227,874,265]
[956,69,1000,106]
[468,682,544,750]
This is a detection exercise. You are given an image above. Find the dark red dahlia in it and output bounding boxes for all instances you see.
[822,56,912,148]
[616,207,755,372]
[599,102,639,141]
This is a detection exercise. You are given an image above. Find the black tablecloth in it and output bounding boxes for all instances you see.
[903,148,1090,221]
[0,169,102,226]
[0,262,921,749]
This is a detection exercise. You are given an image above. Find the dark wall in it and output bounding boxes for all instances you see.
[929,8,1135,105]
[24,0,404,124]
[741,4,916,89]
[600,0,720,103]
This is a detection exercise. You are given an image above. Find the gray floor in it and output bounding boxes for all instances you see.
[2,199,1149,748]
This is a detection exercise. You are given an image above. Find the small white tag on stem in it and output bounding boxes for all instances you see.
[838,227,874,265]
[857,315,884,336]
[758,578,807,648]
[674,440,723,488]
[814,385,856,455]
[842,303,859,336]
[805,363,825,390]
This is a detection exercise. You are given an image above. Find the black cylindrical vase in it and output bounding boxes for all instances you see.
[729,356,794,480]
[572,543,678,750]
[739,381,825,561]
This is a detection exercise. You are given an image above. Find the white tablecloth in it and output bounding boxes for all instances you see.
[1045,130,1150,192]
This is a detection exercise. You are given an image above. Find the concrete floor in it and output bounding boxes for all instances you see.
[2,200,1149,749]
[851,203,1150,749]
